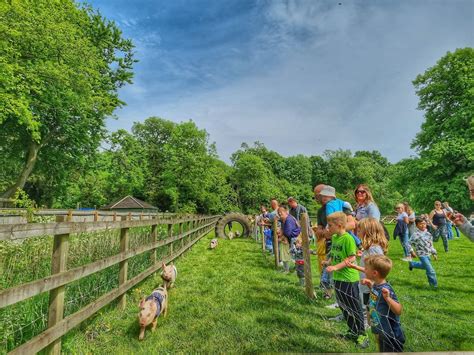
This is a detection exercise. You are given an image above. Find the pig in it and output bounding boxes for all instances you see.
[210,238,218,249]
[235,230,241,237]
[160,262,177,289]
[138,286,168,340]
[228,231,235,239]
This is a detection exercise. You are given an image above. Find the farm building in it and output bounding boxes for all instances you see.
[100,195,158,212]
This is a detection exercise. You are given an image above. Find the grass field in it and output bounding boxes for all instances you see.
[61,225,474,353]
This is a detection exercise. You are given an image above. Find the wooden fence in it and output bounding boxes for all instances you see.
[0,214,221,354]
[0,208,177,224]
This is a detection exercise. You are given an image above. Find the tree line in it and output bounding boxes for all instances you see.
[0,1,472,215]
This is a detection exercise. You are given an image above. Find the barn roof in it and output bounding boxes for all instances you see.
[101,196,157,210]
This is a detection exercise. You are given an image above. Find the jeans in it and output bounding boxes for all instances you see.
[334,281,365,336]
[433,225,449,252]
[320,264,332,290]
[454,225,460,238]
[399,230,411,257]
[410,256,438,287]
[446,221,453,240]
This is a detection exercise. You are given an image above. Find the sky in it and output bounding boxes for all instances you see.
[88,0,473,163]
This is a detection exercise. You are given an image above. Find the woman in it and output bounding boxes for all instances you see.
[394,203,411,261]
[403,202,416,238]
[354,184,381,221]
[429,201,449,252]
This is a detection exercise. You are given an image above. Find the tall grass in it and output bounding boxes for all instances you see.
[0,224,173,353]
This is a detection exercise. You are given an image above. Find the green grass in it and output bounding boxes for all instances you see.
[61,226,474,353]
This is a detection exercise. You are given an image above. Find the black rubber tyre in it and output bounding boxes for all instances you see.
[215,213,252,239]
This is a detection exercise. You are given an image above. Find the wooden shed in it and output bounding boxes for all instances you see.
[100,196,158,212]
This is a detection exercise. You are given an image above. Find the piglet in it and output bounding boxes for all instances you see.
[210,238,218,249]
[160,262,177,289]
[235,230,241,237]
[228,231,235,239]
[138,286,168,340]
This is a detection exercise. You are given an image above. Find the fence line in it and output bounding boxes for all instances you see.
[1,214,220,354]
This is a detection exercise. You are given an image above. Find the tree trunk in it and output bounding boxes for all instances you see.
[1,140,41,199]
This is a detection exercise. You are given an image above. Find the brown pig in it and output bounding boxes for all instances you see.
[138,286,168,340]
[160,262,177,289]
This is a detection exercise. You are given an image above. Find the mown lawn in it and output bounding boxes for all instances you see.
[63,226,474,353]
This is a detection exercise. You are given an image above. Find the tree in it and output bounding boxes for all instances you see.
[400,48,474,213]
[412,48,474,152]
[0,0,135,198]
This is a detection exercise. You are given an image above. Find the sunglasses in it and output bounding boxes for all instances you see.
[356,190,367,194]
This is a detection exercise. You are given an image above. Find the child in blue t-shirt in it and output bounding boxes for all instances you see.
[362,255,405,352]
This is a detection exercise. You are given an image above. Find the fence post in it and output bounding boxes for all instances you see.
[179,221,184,250]
[168,223,173,256]
[151,218,157,264]
[46,215,70,355]
[260,225,265,252]
[301,213,315,299]
[118,215,129,310]
[272,218,280,268]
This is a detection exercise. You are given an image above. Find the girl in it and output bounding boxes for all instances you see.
[394,203,411,261]
[346,218,388,329]
[403,202,416,238]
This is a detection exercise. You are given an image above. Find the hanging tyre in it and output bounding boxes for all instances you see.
[215,213,252,239]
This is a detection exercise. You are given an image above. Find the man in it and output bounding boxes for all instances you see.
[288,197,313,240]
[277,205,301,273]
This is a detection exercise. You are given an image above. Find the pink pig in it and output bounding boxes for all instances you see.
[160,262,177,289]
[138,286,168,340]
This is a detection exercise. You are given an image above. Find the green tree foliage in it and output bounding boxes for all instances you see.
[392,48,474,214]
[0,0,135,198]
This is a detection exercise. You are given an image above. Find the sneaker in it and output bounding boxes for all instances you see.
[401,257,412,262]
[408,263,413,271]
[325,302,339,309]
[323,293,331,300]
[356,334,370,349]
[328,313,345,322]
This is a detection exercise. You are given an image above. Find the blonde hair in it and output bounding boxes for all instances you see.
[364,255,393,278]
[354,184,375,204]
[357,218,388,254]
[327,212,347,227]
[403,202,413,215]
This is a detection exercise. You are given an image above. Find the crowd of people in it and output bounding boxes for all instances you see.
[256,175,473,352]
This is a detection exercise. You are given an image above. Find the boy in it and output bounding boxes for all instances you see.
[291,236,316,286]
[325,212,368,348]
[362,255,405,352]
[408,217,438,288]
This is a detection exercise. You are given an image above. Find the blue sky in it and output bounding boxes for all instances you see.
[88,0,473,162]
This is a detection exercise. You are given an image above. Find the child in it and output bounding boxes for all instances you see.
[362,255,405,352]
[264,226,273,253]
[312,225,327,273]
[345,218,388,328]
[291,236,316,286]
[277,228,292,274]
[394,203,411,261]
[325,212,369,348]
[408,217,438,288]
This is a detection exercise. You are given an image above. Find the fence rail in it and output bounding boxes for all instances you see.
[1,214,221,354]
[0,208,180,224]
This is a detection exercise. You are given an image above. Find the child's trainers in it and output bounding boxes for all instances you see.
[408,262,413,271]
[356,334,369,349]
